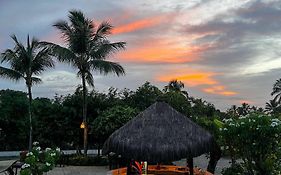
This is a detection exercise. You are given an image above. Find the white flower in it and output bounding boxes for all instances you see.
[241,122,245,125]
[271,118,280,123]
[46,162,51,167]
[33,142,39,146]
[50,153,56,157]
[223,128,228,131]
[239,116,247,119]
[223,118,233,123]
[271,122,278,127]
[35,146,41,151]
[275,134,279,138]
[21,163,30,169]
[26,152,33,156]
[56,147,60,152]
[45,148,51,151]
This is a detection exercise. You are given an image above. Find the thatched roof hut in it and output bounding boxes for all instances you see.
[103,102,214,163]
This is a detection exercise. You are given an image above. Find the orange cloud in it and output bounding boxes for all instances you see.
[119,46,199,63]
[156,71,218,87]
[203,86,237,96]
[118,36,212,63]
[156,70,237,96]
[112,14,172,35]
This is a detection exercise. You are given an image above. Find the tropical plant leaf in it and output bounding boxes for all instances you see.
[0,66,22,81]
[32,48,55,75]
[91,41,126,59]
[40,42,77,64]
[95,21,113,37]
[31,77,42,85]
[53,20,72,40]
[90,60,125,76]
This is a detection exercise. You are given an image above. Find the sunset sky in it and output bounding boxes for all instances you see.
[0,0,281,110]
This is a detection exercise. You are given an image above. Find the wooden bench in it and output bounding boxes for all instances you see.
[0,161,24,175]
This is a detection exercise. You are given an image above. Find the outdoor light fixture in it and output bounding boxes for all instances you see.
[80,122,85,129]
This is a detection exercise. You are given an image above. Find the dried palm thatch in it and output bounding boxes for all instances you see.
[103,102,214,163]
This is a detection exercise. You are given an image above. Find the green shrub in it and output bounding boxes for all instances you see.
[20,142,61,175]
[67,155,108,166]
[221,163,244,175]
[220,113,281,175]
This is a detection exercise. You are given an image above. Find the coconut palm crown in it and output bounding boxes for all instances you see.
[41,10,126,155]
[164,79,188,97]
[271,78,281,104]
[0,34,54,150]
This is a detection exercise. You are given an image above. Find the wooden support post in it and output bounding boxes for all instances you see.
[187,157,194,175]
[126,161,132,175]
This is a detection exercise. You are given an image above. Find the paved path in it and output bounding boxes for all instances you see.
[0,150,98,157]
[0,155,230,175]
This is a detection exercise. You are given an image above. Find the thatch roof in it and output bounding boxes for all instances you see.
[103,102,214,163]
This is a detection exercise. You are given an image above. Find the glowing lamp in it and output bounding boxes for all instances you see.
[80,122,85,129]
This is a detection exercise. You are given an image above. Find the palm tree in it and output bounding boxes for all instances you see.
[265,100,279,114]
[164,79,188,97]
[0,35,54,150]
[237,103,250,116]
[271,78,281,103]
[42,10,126,155]
[226,105,238,117]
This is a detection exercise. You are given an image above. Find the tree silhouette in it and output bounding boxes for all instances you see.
[271,78,281,103]
[42,10,125,155]
[164,79,188,97]
[0,35,54,150]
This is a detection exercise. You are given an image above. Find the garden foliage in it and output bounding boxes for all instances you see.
[20,142,61,175]
[221,113,281,175]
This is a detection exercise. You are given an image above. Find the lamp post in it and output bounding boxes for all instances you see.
[80,121,87,155]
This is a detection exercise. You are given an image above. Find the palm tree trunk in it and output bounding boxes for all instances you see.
[82,74,88,156]
[27,84,33,151]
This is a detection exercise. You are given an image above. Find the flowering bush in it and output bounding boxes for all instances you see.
[20,142,61,175]
[220,113,281,175]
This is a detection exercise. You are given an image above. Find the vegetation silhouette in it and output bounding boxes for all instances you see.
[0,35,54,150]
[42,10,126,155]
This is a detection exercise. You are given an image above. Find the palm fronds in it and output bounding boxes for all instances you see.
[0,66,22,81]
[271,78,281,103]
[91,41,126,59]
[40,42,77,63]
[91,59,125,76]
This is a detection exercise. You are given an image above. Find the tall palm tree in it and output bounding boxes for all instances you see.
[0,35,54,150]
[42,10,126,155]
[164,79,188,97]
[271,78,281,103]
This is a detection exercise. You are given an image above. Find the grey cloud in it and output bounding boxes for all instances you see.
[182,0,281,70]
